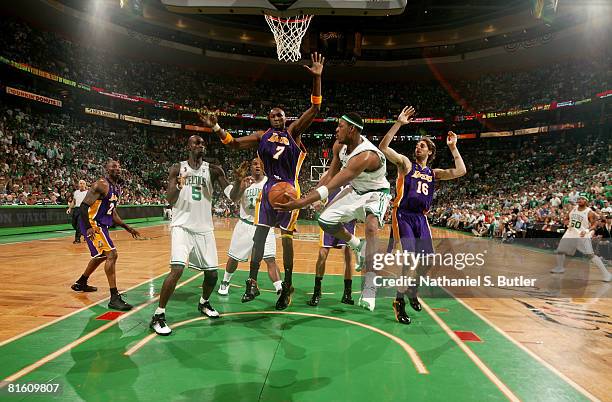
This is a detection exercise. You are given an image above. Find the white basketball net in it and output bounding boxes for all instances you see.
[264,14,313,63]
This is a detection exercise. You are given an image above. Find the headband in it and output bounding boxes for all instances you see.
[341,115,364,130]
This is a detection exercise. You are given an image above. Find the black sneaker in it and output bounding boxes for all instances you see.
[409,297,422,312]
[392,299,411,325]
[307,289,321,306]
[71,282,97,292]
[275,281,294,310]
[150,313,171,336]
[241,279,260,303]
[340,289,354,305]
[73,240,81,244]
[108,294,133,311]
[198,301,221,318]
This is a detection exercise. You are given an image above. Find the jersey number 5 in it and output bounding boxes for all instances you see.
[273,146,285,160]
[192,186,202,201]
[416,181,429,195]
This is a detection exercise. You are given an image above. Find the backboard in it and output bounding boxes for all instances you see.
[161,0,408,17]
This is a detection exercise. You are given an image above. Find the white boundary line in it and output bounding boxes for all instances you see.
[0,272,203,385]
[451,296,600,402]
[420,298,520,402]
[124,311,429,375]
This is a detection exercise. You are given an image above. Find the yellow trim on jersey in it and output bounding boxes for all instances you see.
[92,228,113,255]
[393,174,405,208]
[293,148,307,198]
[287,209,299,232]
[88,200,102,228]
[254,189,263,225]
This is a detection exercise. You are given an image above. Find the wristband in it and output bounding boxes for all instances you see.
[315,186,329,201]
[212,123,221,132]
[221,132,234,145]
[311,95,322,105]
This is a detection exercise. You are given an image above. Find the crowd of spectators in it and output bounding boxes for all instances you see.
[0,17,609,119]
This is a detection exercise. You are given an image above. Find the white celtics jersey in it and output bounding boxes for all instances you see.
[339,135,389,194]
[566,206,591,238]
[240,177,267,223]
[171,160,214,233]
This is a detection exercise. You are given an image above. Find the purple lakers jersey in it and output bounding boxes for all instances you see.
[89,178,120,227]
[395,163,434,213]
[257,128,306,185]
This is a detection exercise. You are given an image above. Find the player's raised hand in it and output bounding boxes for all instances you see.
[304,52,325,76]
[234,160,250,181]
[397,106,415,125]
[198,108,218,128]
[447,131,458,148]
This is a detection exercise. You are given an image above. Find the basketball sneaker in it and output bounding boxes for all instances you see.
[108,294,132,311]
[358,296,376,311]
[340,289,354,305]
[307,289,321,306]
[550,266,565,274]
[241,278,260,303]
[150,313,171,336]
[275,281,294,310]
[198,301,220,318]
[409,297,422,312]
[218,281,230,296]
[71,282,97,292]
[392,299,411,325]
[353,239,366,272]
[602,270,612,282]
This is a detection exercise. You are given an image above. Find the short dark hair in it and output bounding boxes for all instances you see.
[343,112,364,131]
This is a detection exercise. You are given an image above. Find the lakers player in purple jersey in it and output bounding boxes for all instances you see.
[198,52,324,310]
[380,106,466,324]
[70,160,141,311]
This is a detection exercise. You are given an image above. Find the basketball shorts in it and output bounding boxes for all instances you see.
[254,180,299,232]
[318,187,391,229]
[170,226,218,270]
[388,209,434,255]
[228,219,276,261]
[83,224,115,258]
[556,233,594,256]
[320,220,356,248]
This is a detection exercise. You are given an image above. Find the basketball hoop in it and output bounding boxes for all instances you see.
[264,14,313,63]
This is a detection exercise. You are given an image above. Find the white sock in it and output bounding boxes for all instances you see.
[347,235,360,250]
[591,256,608,275]
[223,271,234,283]
[155,307,165,315]
[273,280,283,292]
[556,254,565,268]
[200,297,207,304]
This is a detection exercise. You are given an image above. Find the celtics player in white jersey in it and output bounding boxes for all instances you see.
[150,135,230,336]
[551,193,611,282]
[278,112,392,312]
[219,158,282,295]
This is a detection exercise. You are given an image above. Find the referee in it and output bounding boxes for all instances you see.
[67,180,88,244]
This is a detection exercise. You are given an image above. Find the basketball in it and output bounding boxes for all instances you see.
[268,182,297,207]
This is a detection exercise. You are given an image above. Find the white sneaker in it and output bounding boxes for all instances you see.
[218,281,230,295]
[602,270,612,282]
[550,266,565,274]
[358,296,376,312]
[199,301,220,318]
[149,313,172,336]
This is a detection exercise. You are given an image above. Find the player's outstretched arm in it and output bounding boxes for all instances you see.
[112,208,140,239]
[210,164,230,190]
[79,179,107,240]
[379,106,415,173]
[277,151,377,211]
[288,52,324,139]
[166,163,182,206]
[198,110,263,149]
[433,131,467,181]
